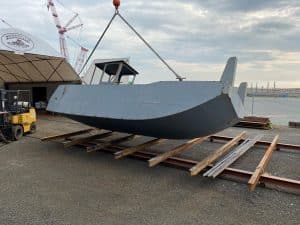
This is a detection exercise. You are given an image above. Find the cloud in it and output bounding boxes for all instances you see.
[194,0,300,12]
[1,0,300,87]
[251,20,295,33]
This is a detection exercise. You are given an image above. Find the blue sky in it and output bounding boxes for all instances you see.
[1,0,300,87]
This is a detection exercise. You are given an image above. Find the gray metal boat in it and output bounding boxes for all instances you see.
[47,57,247,139]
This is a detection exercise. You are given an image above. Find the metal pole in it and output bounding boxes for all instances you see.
[251,95,254,116]
[117,12,184,81]
[99,64,107,84]
[251,83,254,116]
[89,64,97,85]
[79,12,118,75]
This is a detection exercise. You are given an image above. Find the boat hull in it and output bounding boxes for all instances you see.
[47,57,246,139]
[56,93,239,139]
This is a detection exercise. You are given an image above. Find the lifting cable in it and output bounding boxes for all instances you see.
[80,1,184,81]
[0,18,13,28]
[80,12,117,75]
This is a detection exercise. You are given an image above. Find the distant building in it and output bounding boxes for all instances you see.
[247,87,300,98]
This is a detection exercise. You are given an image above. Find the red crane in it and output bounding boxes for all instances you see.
[47,0,87,72]
[67,36,89,74]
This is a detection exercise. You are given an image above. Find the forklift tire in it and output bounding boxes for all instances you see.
[30,123,37,134]
[12,125,23,141]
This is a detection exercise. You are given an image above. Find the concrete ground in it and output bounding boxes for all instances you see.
[0,113,299,225]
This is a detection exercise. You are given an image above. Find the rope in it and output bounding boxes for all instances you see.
[117,12,184,81]
[79,12,118,75]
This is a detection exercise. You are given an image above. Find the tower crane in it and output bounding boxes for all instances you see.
[67,35,89,74]
[47,0,88,73]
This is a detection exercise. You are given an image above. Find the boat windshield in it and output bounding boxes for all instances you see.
[87,59,139,85]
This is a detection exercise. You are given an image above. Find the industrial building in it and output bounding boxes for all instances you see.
[0,27,81,109]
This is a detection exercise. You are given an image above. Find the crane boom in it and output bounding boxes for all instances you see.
[65,24,83,32]
[47,0,86,63]
[47,0,63,29]
[47,0,68,59]
[64,13,79,28]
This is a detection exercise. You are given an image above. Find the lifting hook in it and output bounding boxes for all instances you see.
[113,0,120,11]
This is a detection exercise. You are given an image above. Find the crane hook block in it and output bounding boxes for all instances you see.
[113,0,120,10]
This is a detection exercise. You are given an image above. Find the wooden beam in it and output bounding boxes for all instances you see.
[204,134,264,178]
[114,138,165,159]
[248,135,279,192]
[148,136,209,167]
[209,135,300,152]
[41,128,94,142]
[190,131,246,176]
[87,135,137,153]
[63,131,114,148]
[101,144,300,195]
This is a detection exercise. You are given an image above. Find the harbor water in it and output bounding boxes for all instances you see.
[244,97,300,126]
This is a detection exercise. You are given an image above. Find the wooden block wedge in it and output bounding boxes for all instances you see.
[248,135,279,192]
[190,131,246,176]
[149,136,209,167]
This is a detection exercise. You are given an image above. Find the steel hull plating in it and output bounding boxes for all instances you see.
[47,81,245,139]
[62,95,238,139]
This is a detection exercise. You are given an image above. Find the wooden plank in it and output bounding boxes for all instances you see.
[239,121,268,126]
[99,144,300,195]
[87,140,299,195]
[210,135,300,152]
[204,134,264,178]
[63,131,114,148]
[87,135,137,153]
[248,135,279,192]
[41,128,94,142]
[114,138,165,159]
[190,131,246,176]
[148,136,209,167]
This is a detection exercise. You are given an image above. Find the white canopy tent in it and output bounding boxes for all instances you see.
[0,28,81,83]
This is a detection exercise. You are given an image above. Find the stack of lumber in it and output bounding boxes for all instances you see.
[289,121,300,128]
[235,116,271,129]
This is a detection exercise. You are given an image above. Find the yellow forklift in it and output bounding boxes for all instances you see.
[0,90,37,142]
